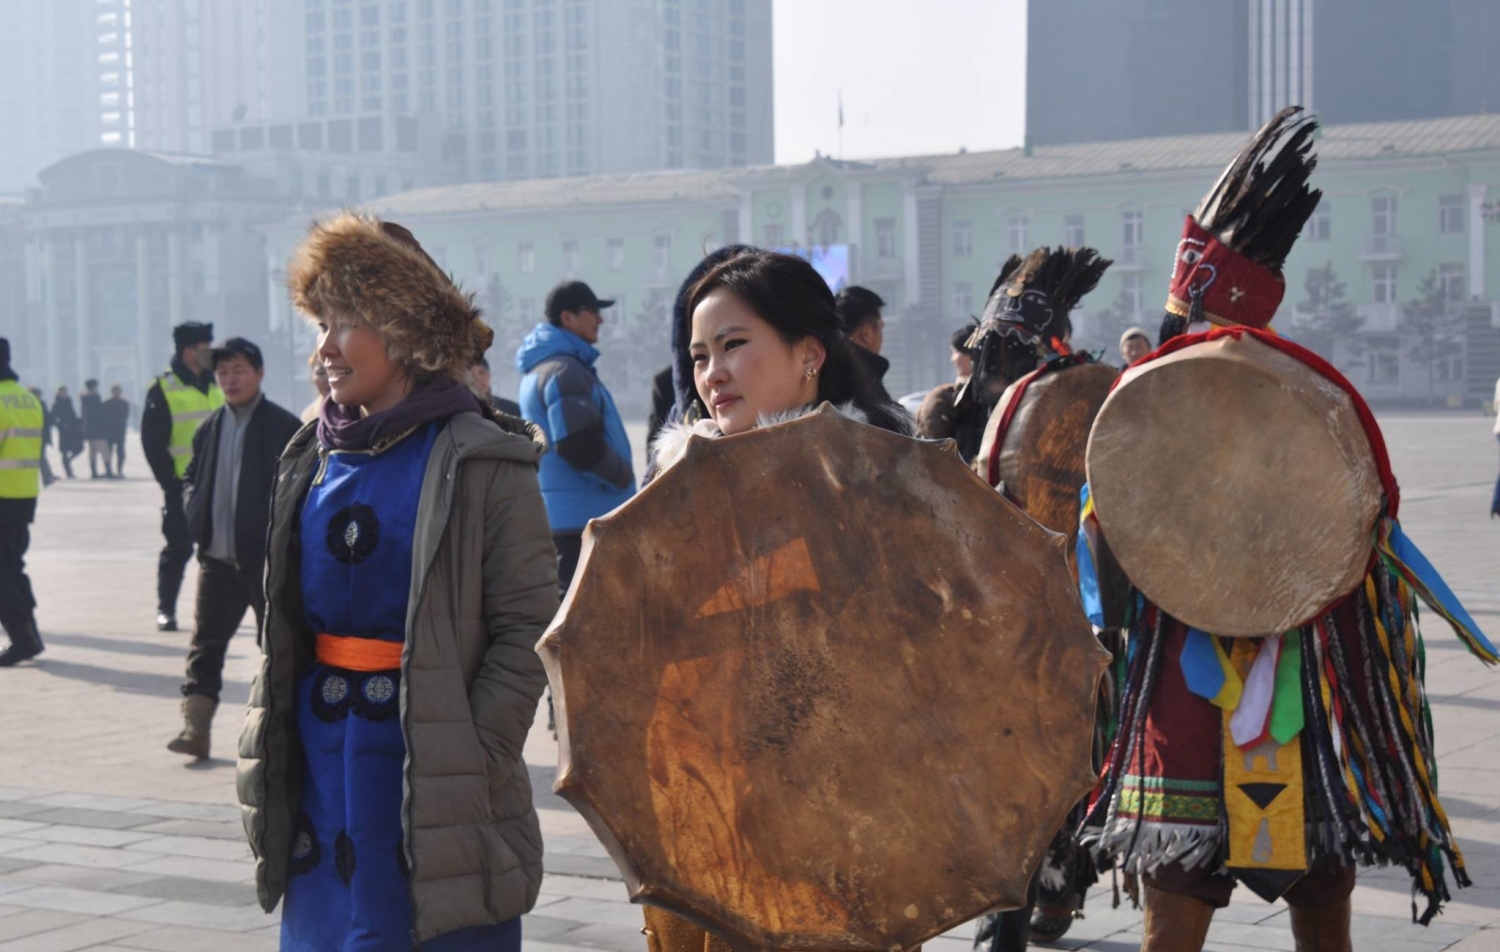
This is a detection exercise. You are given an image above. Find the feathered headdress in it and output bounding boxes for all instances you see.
[1160,106,1321,342]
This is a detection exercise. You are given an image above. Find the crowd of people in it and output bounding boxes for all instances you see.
[0,108,1494,952]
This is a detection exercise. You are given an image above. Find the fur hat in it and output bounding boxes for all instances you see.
[288,212,492,381]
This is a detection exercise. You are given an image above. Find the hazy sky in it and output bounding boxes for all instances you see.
[772,0,1027,165]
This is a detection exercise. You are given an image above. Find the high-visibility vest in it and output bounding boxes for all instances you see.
[0,379,44,500]
[158,371,224,478]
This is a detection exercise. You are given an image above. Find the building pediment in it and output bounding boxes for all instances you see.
[35,150,225,204]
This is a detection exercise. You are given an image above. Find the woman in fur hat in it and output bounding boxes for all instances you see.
[237,213,558,951]
[643,248,909,952]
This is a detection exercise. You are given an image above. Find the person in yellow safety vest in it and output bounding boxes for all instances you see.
[0,338,46,667]
[140,322,222,632]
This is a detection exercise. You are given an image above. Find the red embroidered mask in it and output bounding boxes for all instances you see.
[1165,216,1286,330]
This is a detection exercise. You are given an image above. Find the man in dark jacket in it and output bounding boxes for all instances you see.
[516,281,636,595]
[168,338,299,759]
[834,285,895,404]
[469,354,522,417]
[103,385,131,477]
[141,322,222,631]
[51,387,82,479]
[80,379,111,478]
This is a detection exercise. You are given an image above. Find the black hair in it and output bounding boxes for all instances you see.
[471,355,490,370]
[684,250,910,435]
[84,379,98,390]
[951,325,978,354]
[833,285,886,336]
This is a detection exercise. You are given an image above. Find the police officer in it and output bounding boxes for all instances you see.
[0,338,46,666]
[140,322,222,631]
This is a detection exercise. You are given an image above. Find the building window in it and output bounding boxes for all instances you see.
[952,220,972,258]
[518,242,535,274]
[1121,210,1144,264]
[1439,195,1465,235]
[952,282,973,318]
[1064,215,1085,248]
[1438,263,1466,302]
[1372,196,1396,233]
[1371,264,1398,304]
[875,218,897,259]
[1366,341,1400,385]
[607,238,624,271]
[1307,199,1330,241]
[1007,216,1028,255]
[763,223,784,248]
[654,233,672,272]
[562,238,580,275]
[1122,273,1144,315]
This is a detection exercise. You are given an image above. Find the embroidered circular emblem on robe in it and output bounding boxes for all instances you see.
[326,503,380,565]
[354,672,400,721]
[290,813,321,876]
[312,670,353,722]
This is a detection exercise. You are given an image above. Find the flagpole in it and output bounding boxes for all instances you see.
[837,90,844,160]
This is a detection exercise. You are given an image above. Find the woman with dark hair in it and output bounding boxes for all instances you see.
[652,250,909,474]
[642,249,914,952]
[238,213,557,951]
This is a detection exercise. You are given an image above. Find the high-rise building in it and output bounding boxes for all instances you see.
[0,2,119,192]
[1027,0,1500,145]
[278,0,773,181]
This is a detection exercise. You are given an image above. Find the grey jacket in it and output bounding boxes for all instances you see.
[237,410,559,942]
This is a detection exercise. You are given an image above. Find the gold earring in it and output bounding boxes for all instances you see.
[805,367,818,380]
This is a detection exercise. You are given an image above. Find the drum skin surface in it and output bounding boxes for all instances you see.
[1085,334,1384,637]
[980,361,1119,537]
[538,405,1110,952]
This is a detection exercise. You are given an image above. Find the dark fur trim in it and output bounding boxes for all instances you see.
[288,212,492,381]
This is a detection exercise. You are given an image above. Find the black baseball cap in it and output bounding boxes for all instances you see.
[545,281,615,322]
[211,337,264,371]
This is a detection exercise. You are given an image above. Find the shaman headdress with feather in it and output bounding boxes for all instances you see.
[964,246,1112,403]
[1159,106,1321,344]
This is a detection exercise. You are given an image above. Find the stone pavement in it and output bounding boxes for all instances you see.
[0,412,1497,951]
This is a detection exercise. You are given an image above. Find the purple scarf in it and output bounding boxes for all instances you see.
[317,377,484,451]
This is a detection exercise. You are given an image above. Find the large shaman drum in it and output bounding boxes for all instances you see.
[1085,332,1385,637]
[538,406,1110,952]
[977,359,1119,536]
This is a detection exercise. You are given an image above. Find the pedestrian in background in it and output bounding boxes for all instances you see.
[516,279,636,596]
[1119,326,1153,368]
[81,379,112,479]
[240,213,555,950]
[104,384,130,477]
[469,353,522,417]
[141,322,222,632]
[0,339,45,667]
[835,285,896,404]
[167,338,299,760]
[1491,374,1500,519]
[299,348,329,424]
[50,387,82,480]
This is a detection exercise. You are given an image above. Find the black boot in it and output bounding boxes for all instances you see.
[0,617,44,667]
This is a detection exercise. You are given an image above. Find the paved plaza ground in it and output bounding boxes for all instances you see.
[0,413,1498,951]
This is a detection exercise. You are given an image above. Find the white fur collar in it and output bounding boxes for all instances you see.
[649,401,869,475]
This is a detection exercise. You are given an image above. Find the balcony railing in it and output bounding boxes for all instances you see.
[1360,235,1404,260]
[1357,301,1401,332]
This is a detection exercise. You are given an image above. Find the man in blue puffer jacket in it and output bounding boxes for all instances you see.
[516,281,637,595]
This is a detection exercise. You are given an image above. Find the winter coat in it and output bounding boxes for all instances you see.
[181,396,301,575]
[50,397,82,453]
[237,408,558,943]
[141,356,215,491]
[515,323,635,533]
[102,397,130,443]
[80,392,107,440]
[852,344,895,405]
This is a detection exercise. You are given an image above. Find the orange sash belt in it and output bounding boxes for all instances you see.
[316,633,403,672]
